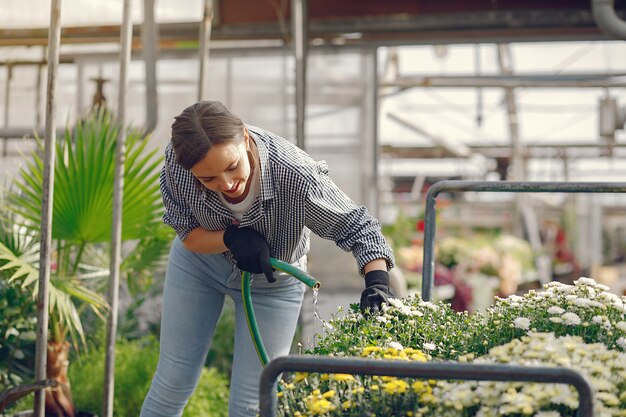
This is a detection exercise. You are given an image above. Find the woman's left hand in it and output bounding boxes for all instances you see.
[359,270,394,314]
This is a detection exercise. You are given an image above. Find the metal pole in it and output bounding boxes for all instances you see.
[421,180,626,301]
[142,0,159,134]
[496,43,526,238]
[76,59,84,118]
[103,0,132,416]
[474,44,483,126]
[497,44,524,181]
[35,50,45,130]
[370,48,380,217]
[197,0,213,101]
[34,1,61,416]
[292,0,307,150]
[259,356,594,417]
[2,64,12,157]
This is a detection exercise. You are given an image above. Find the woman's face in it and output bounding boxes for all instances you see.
[190,130,252,202]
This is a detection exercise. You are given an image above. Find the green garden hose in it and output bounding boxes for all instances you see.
[241,258,321,368]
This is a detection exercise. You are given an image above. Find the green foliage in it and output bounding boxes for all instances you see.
[0,214,37,388]
[0,279,37,389]
[68,336,160,416]
[182,367,229,417]
[67,336,229,417]
[204,297,235,377]
[0,108,167,349]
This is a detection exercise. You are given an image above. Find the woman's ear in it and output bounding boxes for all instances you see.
[244,128,251,151]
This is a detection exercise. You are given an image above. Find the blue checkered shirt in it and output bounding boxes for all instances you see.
[159,125,395,274]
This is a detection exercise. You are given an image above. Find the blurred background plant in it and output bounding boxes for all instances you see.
[0,108,170,416]
[5,335,230,417]
[0,213,38,390]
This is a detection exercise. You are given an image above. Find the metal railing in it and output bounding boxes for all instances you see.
[259,355,594,417]
[421,180,626,301]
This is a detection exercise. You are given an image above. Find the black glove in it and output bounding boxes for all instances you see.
[360,270,394,314]
[223,225,276,283]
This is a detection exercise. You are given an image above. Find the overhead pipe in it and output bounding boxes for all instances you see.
[103,0,132,416]
[34,1,62,416]
[381,74,626,89]
[197,0,213,101]
[592,0,626,40]
[292,0,307,150]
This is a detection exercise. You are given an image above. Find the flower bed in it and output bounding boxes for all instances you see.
[278,278,626,416]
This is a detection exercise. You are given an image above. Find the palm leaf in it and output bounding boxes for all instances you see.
[0,240,39,287]
[10,108,164,244]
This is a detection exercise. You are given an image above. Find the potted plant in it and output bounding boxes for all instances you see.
[0,109,169,416]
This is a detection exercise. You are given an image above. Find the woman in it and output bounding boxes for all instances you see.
[140,100,395,417]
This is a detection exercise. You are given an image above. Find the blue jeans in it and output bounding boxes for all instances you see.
[140,237,306,417]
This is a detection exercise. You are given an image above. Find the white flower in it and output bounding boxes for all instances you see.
[513,317,531,330]
[535,411,561,417]
[575,277,597,287]
[387,298,404,309]
[388,341,403,351]
[423,342,436,351]
[547,306,564,315]
[617,337,626,349]
[573,298,593,308]
[616,321,626,332]
[561,312,581,325]
[376,316,388,323]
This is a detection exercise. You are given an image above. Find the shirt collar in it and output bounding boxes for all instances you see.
[248,127,275,201]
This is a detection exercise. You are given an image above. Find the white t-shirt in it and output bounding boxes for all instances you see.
[217,163,260,222]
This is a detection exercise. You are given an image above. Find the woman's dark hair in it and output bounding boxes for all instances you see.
[171,101,245,170]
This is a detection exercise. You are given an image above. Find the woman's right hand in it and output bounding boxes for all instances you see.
[223,225,276,283]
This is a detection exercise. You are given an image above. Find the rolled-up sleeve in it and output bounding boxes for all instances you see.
[160,145,200,240]
[303,161,395,274]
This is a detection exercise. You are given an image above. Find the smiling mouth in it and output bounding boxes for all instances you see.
[225,182,240,193]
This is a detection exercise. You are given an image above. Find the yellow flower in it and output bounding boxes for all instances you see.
[371,384,379,390]
[277,392,283,398]
[332,373,355,382]
[322,390,336,399]
[411,381,427,393]
[294,372,308,383]
[307,399,336,415]
[351,386,365,394]
[361,346,383,356]
[320,373,329,380]
[342,400,353,410]
[383,379,409,395]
